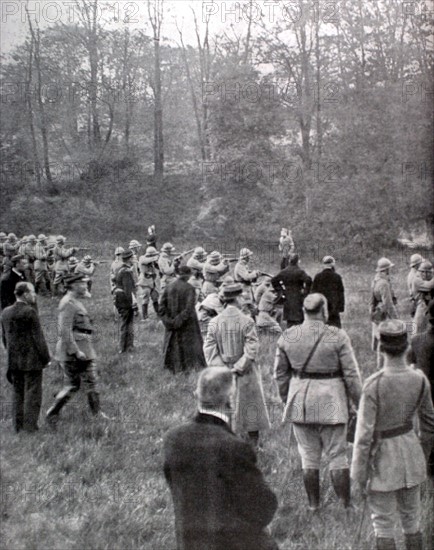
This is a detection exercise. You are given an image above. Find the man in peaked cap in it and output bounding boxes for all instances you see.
[159,266,206,374]
[158,242,179,292]
[46,273,105,425]
[204,281,270,450]
[138,246,160,320]
[275,293,362,511]
[407,254,424,316]
[412,260,434,334]
[312,256,345,328]
[370,257,398,354]
[202,251,230,298]
[351,320,434,550]
[113,249,136,353]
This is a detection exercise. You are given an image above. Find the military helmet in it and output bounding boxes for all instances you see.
[0,232,6,239]
[21,236,29,243]
[207,250,222,265]
[68,256,78,266]
[28,234,37,242]
[409,254,423,268]
[161,242,176,254]
[375,257,394,272]
[7,233,17,241]
[114,247,125,256]
[129,239,142,249]
[83,255,92,263]
[144,246,159,258]
[239,248,253,260]
[418,260,433,273]
[193,246,207,259]
[38,234,47,241]
[56,235,66,244]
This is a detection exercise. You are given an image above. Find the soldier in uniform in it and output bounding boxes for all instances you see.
[204,281,270,449]
[407,254,424,317]
[75,255,96,293]
[202,251,229,298]
[196,292,224,340]
[138,246,160,320]
[351,320,434,550]
[412,260,434,335]
[68,257,79,274]
[52,236,78,296]
[114,250,136,353]
[0,232,7,275]
[311,256,345,328]
[128,239,142,284]
[18,236,28,256]
[45,273,104,424]
[3,233,19,275]
[187,247,207,303]
[233,248,260,303]
[370,258,398,353]
[274,294,362,511]
[34,234,50,295]
[278,228,295,269]
[110,247,124,293]
[158,242,179,292]
[22,235,37,284]
[256,282,282,334]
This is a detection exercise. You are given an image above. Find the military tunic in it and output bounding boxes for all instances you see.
[202,261,229,297]
[158,252,177,291]
[370,273,398,351]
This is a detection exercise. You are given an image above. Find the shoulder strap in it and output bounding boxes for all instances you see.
[300,329,326,374]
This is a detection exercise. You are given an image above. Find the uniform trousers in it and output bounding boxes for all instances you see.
[293,423,349,469]
[368,485,421,538]
[118,307,134,352]
[11,370,43,432]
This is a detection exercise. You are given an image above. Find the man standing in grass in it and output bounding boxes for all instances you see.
[163,367,278,550]
[1,282,50,433]
[113,249,136,354]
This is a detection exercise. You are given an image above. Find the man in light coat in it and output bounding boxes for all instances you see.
[412,260,434,334]
[407,254,423,317]
[52,236,78,296]
[158,242,179,291]
[351,320,434,550]
[204,281,270,449]
[138,246,160,320]
[274,293,362,510]
[370,257,398,353]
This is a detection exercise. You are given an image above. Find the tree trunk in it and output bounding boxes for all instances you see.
[25,36,41,189]
[153,36,164,185]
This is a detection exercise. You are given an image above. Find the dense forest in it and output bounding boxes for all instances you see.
[1,0,432,256]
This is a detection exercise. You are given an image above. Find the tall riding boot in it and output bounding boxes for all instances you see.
[141,303,149,320]
[302,469,320,511]
[248,431,259,450]
[153,301,159,316]
[46,392,72,420]
[404,532,423,550]
[330,468,351,508]
[87,392,100,416]
[376,538,397,550]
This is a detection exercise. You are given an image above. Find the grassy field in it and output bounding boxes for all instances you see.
[1,250,433,550]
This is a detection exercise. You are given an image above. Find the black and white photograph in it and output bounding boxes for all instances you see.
[0,1,433,549]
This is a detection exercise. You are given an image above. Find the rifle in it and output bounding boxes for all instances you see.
[92,260,109,265]
[257,271,273,278]
[173,248,195,262]
[223,257,238,263]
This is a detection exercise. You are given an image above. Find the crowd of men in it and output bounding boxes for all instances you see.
[1,226,434,550]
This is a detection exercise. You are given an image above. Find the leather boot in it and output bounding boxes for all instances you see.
[87,392,100,416]
[376,538,396,550]
[404,532,423,550]
[330,468,351,508]
[153,301,159,316]
[141,303,149,320]
[302,469,320,510]
[46,393,72,420]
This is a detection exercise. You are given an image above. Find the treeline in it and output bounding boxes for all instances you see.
[0,0,432,254]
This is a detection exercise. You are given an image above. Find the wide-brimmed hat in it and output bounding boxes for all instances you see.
[208,250,222,266]
[376,257,394,272]
[121,250,134,260]
[239,248,253,260]
[221,282,243,299]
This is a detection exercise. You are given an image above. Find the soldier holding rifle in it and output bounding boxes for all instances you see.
[202,251,230,298]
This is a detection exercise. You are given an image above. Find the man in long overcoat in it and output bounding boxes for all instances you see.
[271,254,311,327]
[163,367,278,550]
[311,256,345,328]
[159,266,206,373]
[1,282,50,432]
[0,255,27,311]
[204,281,270,449]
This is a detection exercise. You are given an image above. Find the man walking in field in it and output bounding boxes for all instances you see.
[274,294,362,511]
[312,256,345,328]
[46,273,104,424]
[163,367,278,550]
[1,282,50,432]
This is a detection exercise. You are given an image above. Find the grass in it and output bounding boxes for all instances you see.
[1,252,433,550]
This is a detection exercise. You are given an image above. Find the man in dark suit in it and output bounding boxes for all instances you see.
[0,254,27,310]
[163,367,278,550]
[271,253,311,327]
[159,266,206,373]
[311,256,345,328]
[1,282,50,432]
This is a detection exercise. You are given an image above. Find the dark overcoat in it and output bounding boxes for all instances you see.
[1,301,50,380]
[271,265,311,322]
[160,278,206,373]
[0,269,26,310]
[312,268,345,325]
[163,413,278,550]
